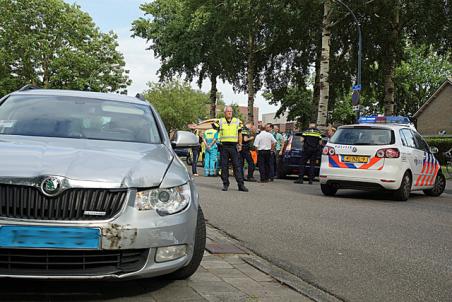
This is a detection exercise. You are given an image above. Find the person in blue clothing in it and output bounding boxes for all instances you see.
[203,126,219,176]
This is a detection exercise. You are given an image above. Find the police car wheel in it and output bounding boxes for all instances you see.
[393,172,411,201]
[423,173,446,197]
[321,183,337,196]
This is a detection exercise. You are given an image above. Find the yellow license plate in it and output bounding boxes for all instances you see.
[343,155,369,163]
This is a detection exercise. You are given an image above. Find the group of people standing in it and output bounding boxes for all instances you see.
[190,106,332,192]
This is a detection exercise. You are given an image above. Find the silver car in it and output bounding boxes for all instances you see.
[0,86,205,279]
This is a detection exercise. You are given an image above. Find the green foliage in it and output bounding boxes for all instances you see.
[424,137,452,165]
[330,98,356,125]
[143,80,209,131]
[395,44,452,115]
[264,86,314,129]
[0,0,131,96]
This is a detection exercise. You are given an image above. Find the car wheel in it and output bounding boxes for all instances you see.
[169,206,206,280]
[393,172,411,201]
[186,155,192,166]
[320,183,337,196]
[423,173,446,197]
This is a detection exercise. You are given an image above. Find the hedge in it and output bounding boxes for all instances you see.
[424,137,452,164]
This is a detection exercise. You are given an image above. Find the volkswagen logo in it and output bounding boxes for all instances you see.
[41,177,62,196]
[352,147,358,153]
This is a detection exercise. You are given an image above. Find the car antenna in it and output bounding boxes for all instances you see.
[17,84,39,92]
[135,93,146,101]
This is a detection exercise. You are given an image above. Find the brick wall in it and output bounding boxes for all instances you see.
[416,84,452,136]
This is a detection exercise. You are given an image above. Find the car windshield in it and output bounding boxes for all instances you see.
[330,127,394,145]
[0,95,161,144]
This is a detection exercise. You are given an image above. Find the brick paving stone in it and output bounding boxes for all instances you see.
[198,292,251,302]
[188,281,239,295]
[189,271,222,282]
[221,255,246,265]
[151,283,206,302]
[201,260,234,269]
[208,268,248,279]
[233,264,274,282]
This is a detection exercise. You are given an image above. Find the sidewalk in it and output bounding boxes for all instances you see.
[148,225,313,302]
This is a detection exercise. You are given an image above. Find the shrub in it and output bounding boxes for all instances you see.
[424,137,452,164]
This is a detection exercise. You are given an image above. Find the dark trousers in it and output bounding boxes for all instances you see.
[191,147,199,174]
[220,144,244,187]
[240,147,255,179]
[298,147,317,181]
[258,150,271,181]
[270,151,280,179]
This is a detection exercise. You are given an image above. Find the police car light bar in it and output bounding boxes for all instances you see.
[358,115,411,125]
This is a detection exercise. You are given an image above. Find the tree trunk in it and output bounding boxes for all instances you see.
[247,32,255,124]
[316,0,332,130]
[43,59,50,88]
[209,75,217,118]
[312,46,322,122]
[383,0,400,116]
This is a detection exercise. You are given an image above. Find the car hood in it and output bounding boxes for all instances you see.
[0,135,174,188]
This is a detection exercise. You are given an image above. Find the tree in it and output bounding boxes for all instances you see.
[394,44,451,116]
[0,0,131,96]
[143,80,209,131]
[132,0,236,119]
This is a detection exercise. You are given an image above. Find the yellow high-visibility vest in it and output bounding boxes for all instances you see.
[219,117,241,143]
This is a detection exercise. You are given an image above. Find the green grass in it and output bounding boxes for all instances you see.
[442,166,452,179]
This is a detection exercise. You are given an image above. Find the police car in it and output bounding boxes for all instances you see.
[319,116,446,201]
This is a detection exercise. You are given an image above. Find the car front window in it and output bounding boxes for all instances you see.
[0,95,161,144]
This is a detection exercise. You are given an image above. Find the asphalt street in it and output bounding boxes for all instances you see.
[196,173,452,302]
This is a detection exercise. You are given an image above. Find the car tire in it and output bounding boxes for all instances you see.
[393,172,411,201]
[423,173,446,197]
[169,206,206,280]
[321,183,337,196]
[186,155,192,166]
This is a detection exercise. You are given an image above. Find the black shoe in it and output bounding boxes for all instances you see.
[222,185,229,191]
[294,178,304,184]
[269,178,274,182]
[238,185,249,192]
[247,177,257,182]
[309,180,313,185]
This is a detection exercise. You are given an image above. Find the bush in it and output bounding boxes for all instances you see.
[424,137,452,164]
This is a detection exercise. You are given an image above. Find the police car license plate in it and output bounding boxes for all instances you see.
[343,155,369,163]
[0,226,101,249]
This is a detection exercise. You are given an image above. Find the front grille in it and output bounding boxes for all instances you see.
[0,248,148,276]
[0,185,127,220]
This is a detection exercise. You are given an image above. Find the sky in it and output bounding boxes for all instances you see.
[65,0,279,118]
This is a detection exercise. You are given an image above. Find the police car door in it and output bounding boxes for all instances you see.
[413,131,438,189]
[399,129,424,188]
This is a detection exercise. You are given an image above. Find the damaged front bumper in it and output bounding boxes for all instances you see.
[0,188,199,280]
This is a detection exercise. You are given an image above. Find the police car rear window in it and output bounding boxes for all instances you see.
[330,127,394,145]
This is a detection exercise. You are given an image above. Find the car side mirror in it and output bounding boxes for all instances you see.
[171,131,199,149]
[430,146,439,154]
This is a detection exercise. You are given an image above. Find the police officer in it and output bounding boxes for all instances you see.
[203,126,218,176]
[294,122,322,184]
[240,122,256,181]
[218,106,248,192]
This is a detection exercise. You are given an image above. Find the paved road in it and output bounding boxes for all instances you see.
[196,174,452,302]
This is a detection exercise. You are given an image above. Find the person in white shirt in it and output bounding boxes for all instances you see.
[254,124,277,182]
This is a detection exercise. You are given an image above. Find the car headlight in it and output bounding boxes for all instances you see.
[135,183,191,215]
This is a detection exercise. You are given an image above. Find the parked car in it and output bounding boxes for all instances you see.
[277,132,324,178]
[0,86,205,280]
[320,117,446,201]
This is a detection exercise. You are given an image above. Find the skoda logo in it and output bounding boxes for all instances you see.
[41,177,61,196]
[352,147,358,153]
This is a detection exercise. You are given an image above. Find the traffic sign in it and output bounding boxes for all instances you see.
[352,84,362,91]
[351,90,360,105]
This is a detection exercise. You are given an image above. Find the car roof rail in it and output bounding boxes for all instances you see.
[17,84,40,92]
[135,93,146,101]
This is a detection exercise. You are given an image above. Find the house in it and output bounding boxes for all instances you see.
[262,111,298,133]
[413,78,452,136]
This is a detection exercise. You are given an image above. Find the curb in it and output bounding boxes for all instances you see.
[206,223,345,302]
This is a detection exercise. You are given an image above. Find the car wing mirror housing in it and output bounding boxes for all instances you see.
[430,146,439,154]
[171,131,199,149]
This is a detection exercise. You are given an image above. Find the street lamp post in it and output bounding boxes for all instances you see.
[334,0,362,122]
